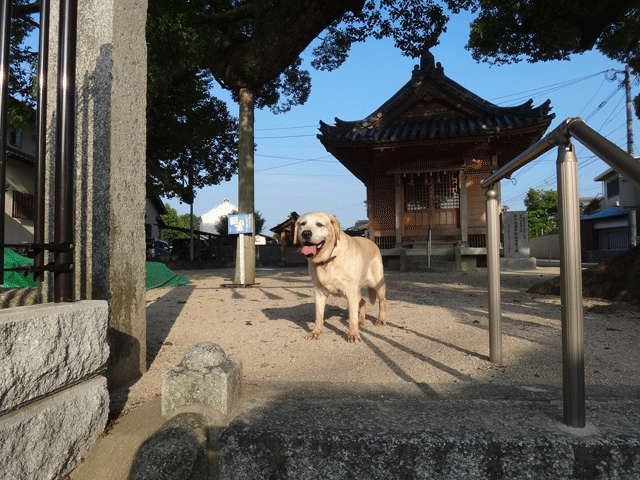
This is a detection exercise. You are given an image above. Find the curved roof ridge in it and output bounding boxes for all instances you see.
[325,50,552,130]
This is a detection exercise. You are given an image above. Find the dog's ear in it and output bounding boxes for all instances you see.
[330,214,341,240]
[292,218,299,245]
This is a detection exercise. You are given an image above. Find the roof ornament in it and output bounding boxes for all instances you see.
[413,48,444,78]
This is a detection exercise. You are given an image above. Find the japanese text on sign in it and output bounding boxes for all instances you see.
[503,211,529,258]
[228,213,254,235]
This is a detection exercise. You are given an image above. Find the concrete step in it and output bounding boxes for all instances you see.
[219,382,640,480]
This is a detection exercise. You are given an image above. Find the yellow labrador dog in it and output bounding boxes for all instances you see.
[294,212,387,343]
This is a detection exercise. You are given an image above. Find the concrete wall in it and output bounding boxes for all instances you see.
[0,301,109,479]
[530,234,560,259]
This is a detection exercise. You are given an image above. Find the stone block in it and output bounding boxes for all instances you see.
[162,342,242,416]
[129,412,213,480]
[0,376,109,480]
[0,300,109,414]
[500,256,537,270]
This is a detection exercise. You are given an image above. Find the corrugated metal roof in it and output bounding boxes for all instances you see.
[581,206,629,221]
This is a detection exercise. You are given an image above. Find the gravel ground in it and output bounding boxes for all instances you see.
[111,266,640,417]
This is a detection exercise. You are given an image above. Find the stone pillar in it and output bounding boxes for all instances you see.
[45,0,148,388]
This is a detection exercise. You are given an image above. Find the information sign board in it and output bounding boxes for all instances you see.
[228,213,253,235]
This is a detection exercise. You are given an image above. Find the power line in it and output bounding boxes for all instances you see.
[260,172,352,177]
[585,84,624,122]
[490,70,610,105]
[255,133,318,139]
[578,77,608,117]
[256,159,332,172]
[508,73,632,190]
[256,125,317,131]
[257,153,334,162]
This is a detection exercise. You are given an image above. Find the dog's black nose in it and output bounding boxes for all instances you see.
[301,230,312,240]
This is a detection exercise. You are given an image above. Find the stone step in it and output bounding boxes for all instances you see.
[218,382,640,480]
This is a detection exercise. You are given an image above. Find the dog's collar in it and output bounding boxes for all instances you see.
[315,256,336,267]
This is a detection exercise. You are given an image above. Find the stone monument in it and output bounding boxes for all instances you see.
[500,211,537,270]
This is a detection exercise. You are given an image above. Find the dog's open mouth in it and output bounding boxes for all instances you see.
[301,240,325,258]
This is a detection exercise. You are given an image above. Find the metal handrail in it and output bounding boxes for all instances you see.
[0,0,77,302]
[481,117,639,429]
[482,117,640,190]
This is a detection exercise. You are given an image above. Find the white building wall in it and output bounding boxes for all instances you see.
[199,198,238,234]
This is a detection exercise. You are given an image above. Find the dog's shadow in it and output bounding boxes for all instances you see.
[261,302,379,338]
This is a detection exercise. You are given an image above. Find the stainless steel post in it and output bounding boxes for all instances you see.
[486,186,502,364]
[556,141,586,428]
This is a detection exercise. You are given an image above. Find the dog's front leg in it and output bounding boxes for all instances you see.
[346,288,362,343]
[307,288,327,340]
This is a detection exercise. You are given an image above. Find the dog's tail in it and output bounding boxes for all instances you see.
[367,287,377,304]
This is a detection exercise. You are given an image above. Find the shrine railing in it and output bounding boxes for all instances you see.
[481,117,640,428]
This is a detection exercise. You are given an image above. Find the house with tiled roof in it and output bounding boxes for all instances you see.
[581,162,640,262]
[318,51,554,270]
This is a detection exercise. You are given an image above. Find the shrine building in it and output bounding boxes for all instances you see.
[317,52,554,270]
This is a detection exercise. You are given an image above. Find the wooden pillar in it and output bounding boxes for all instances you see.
[394,173,403,246]
[459,169,468,244]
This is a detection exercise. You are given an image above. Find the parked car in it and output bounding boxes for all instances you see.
[146,237,171,258]
[171,237,214,261]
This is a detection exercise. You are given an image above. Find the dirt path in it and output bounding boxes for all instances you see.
[112,266,640,417]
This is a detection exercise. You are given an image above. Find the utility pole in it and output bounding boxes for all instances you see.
[623,65,637,248]
[612,65,637,248]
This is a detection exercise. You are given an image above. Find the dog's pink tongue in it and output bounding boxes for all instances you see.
[301,245,317,256]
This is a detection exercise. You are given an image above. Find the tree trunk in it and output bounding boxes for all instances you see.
[234,87,256,284]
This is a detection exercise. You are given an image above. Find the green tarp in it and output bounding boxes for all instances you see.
[2,251,189,291]
[145,261,191,290]
[2,249,37,288]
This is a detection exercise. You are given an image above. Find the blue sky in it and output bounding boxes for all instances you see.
[166,10,639,234]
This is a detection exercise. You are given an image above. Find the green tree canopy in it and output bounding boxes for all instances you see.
[524,188,559,238]
[6,1,40,131]
[7,1,241,204]
[160,204,199,246]
[446,0,640,117]
[146,3,240,203]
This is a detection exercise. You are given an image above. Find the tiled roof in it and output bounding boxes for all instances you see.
[6,146,34,165]
[319,109,552,144]
[581,206,629,221]
[318,52,554,147]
